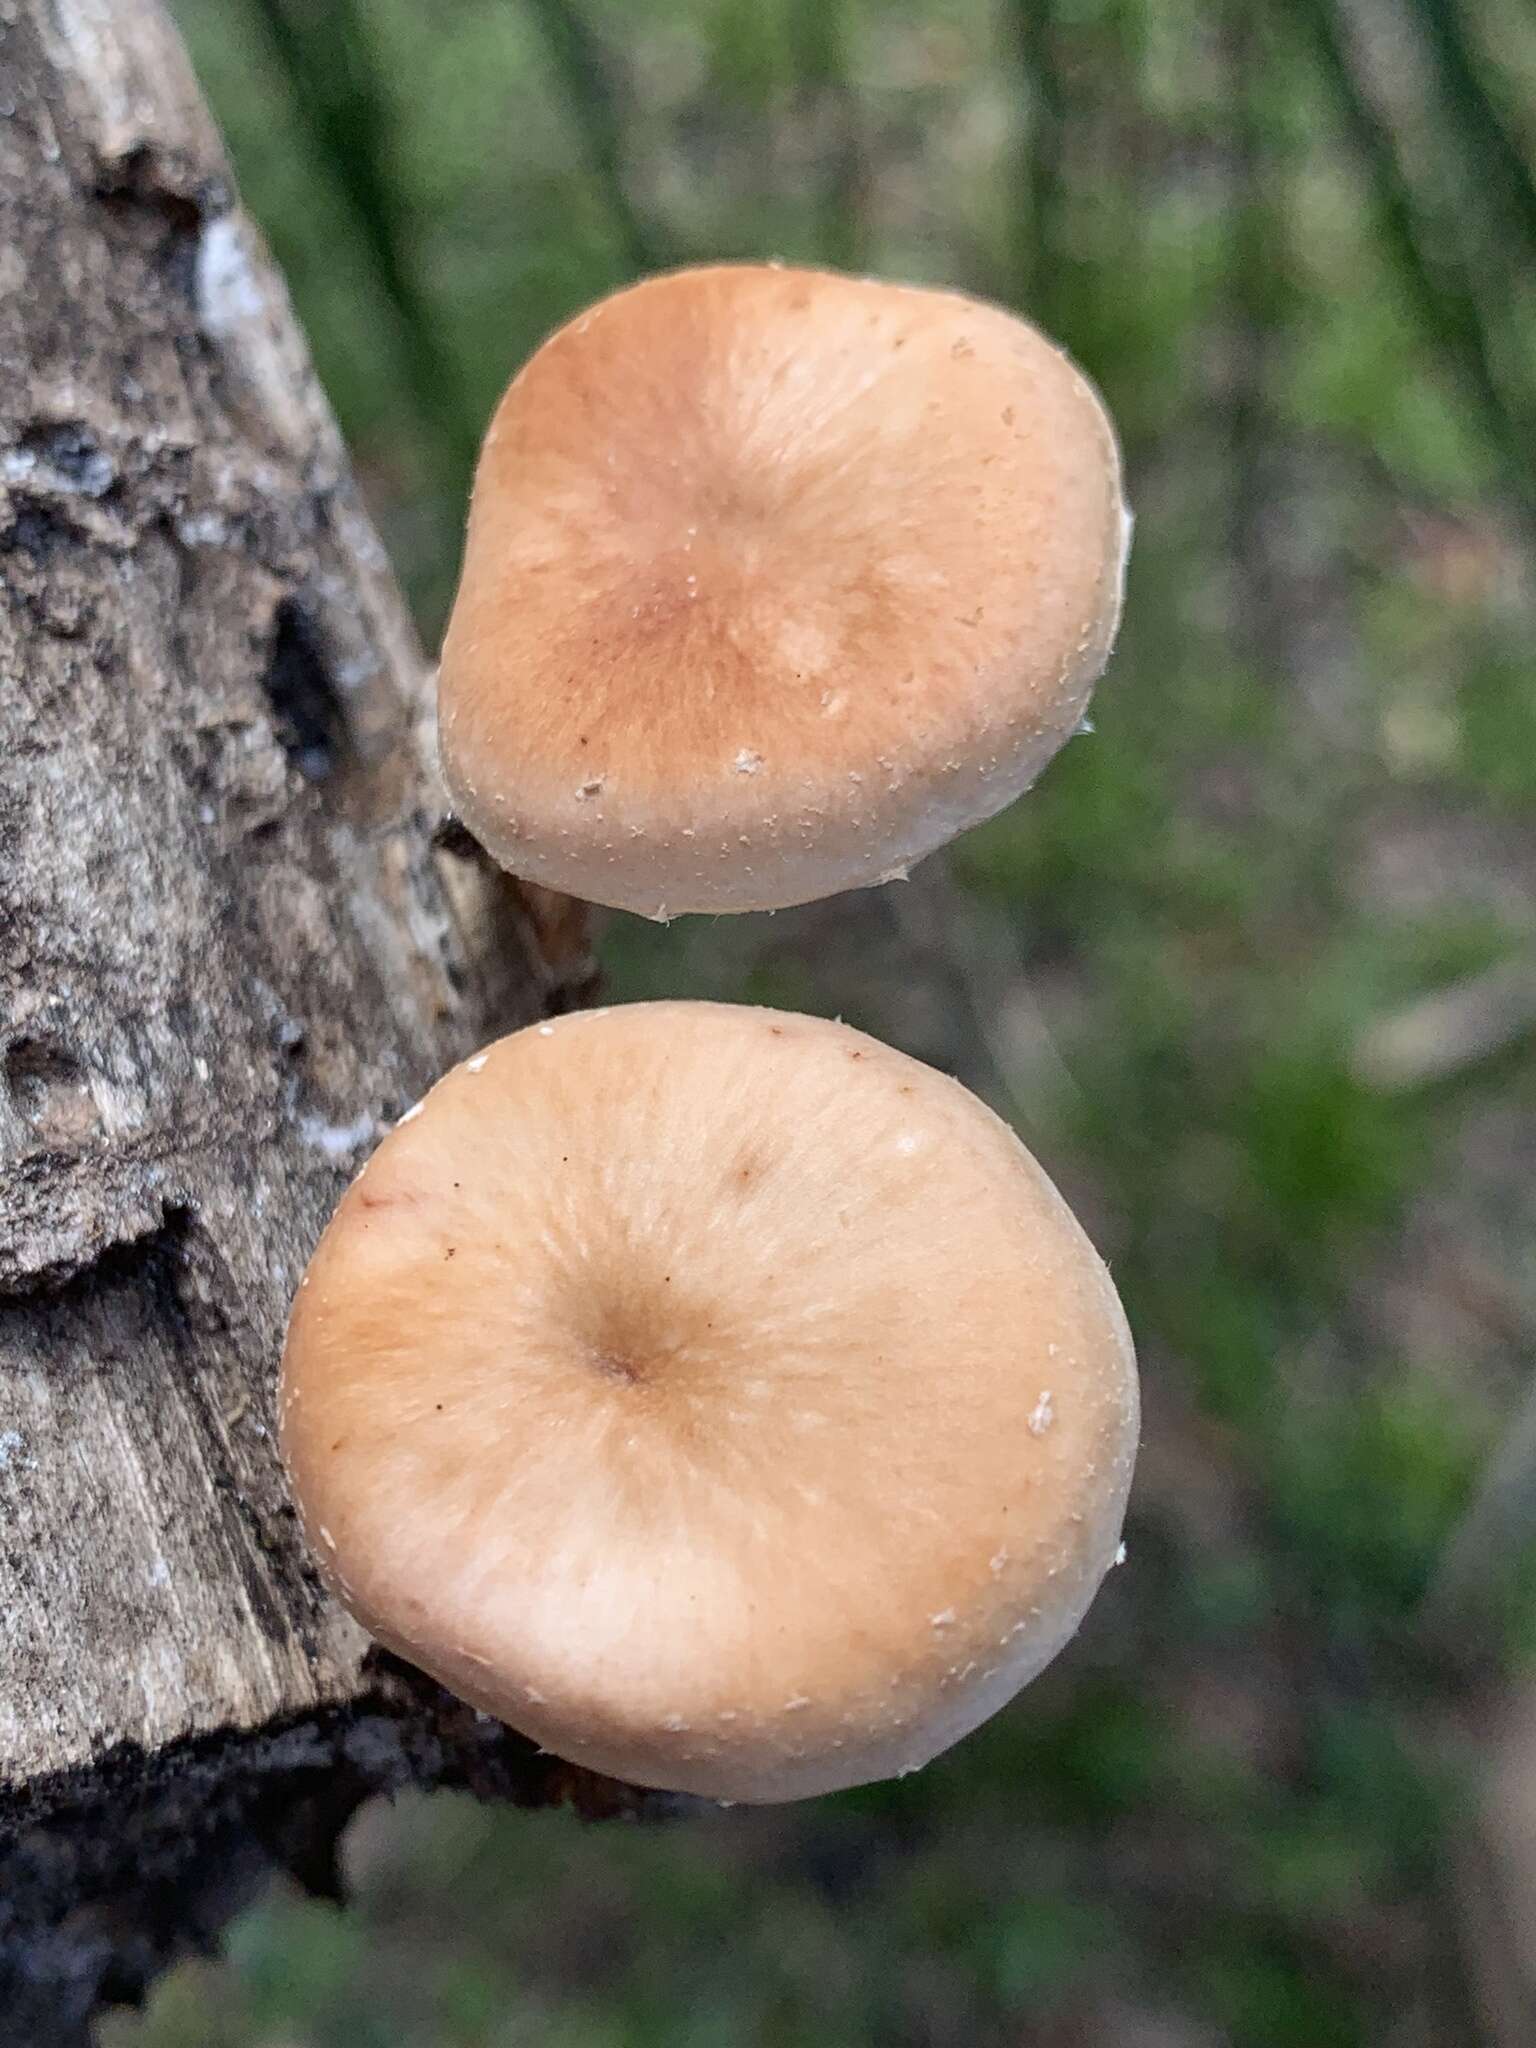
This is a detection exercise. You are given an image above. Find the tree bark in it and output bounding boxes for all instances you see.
[0,4,642,2038]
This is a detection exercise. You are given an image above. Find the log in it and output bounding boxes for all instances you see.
[0,4,643,2038]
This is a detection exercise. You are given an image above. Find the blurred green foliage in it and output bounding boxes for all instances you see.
[110,0,1536,2040]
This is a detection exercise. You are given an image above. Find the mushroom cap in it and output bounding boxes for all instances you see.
[438,264,1129,918]
[280,1002,1138,1803]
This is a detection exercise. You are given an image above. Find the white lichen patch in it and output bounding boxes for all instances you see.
[196,213,265,337]
[333,654,381,691]
[4,442,116,498]
[300,1110,378,1157]
[175,511,229,548]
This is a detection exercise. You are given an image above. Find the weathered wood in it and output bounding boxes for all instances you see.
[0,3,626,2035]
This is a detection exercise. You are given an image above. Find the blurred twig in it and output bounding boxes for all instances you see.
[1423,1367,1536,1654]
[1002,0,1067,322]
[521,0,661,277]
[1353,960,1536,1092]
[244,0,478,471]
[1293,0,1536,532]
[881,861,1082,1134]
[1417,1207,1536,1661]
[1411,0,1536,264]
[1226,2,1283,677]
[787,0,865,270]
[1451,1803,1536,2048]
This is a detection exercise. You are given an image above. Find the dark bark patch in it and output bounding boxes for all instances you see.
[261,600,342,782]
[0,499,79,562]
[431,812,488,861]
[13,422,115,499]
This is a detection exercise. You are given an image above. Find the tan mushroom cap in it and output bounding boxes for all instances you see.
[438,264,1129,918]
[280,1002,1138,1803]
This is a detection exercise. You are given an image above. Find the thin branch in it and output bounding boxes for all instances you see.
[521,0,661,278]
[1002,0,1068,322]
[1412,0,1536,264]
[1292,0,1536,529]
[1422,1365,1536,1654]
[1226,1,1283,677]
[880,861,1082,1136]
[244,0,477,472]
[1353,960,1536,1093]
[787,0,865,271]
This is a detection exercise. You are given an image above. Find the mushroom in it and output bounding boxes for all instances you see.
[280,1001,1138,1802]
[438,263,1129,919]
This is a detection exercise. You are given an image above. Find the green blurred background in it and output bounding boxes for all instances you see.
[110,0,1536,2042]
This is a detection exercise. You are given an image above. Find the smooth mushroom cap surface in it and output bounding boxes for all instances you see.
[280,1002,1139,1803]
[438,263,1129,918]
